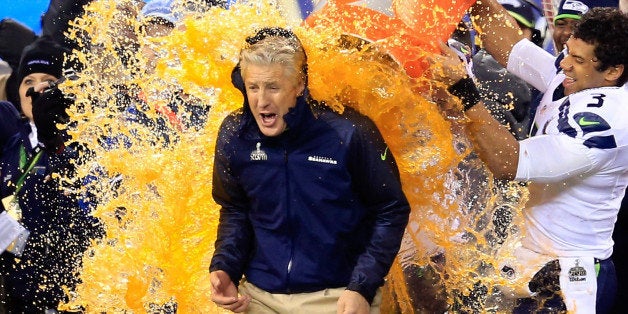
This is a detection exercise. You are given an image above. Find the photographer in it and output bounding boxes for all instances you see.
[0,36,98,313]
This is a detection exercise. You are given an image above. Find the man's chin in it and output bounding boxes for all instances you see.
[562,81,577,96]
[563,88,574,96]
[259,126,284,137]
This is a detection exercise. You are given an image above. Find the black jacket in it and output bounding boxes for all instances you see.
[1,120,100,311]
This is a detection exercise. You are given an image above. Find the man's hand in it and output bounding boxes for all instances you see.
[426,42,483,113]
[337,290,370,314]
[210,270,250,313]
[426,42,469,86]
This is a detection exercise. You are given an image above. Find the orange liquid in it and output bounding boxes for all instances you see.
[59,0,528,312]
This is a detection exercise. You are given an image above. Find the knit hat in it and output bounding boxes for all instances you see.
[17,36,67,84]
[499,0,537,28]
[554,0,619,22]
[141,0,181,25]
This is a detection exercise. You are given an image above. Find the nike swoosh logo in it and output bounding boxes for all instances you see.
[578,117,600,126]
[381,147,389,161]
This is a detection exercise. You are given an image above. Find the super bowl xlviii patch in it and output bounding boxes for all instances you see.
[568,259,587,282]
[250,142,268,161]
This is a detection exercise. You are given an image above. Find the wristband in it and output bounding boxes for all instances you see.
[447,77,481,111]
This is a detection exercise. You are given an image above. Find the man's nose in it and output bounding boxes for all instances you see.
[559,56,573,71]
[257,89,271,106]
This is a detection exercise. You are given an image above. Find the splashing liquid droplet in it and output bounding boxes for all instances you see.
[57,0,528,312]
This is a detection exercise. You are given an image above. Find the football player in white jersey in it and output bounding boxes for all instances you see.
[431,2,627,313]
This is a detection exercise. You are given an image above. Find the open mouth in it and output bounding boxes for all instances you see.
[562,75,575,88]
[260,113,277,125]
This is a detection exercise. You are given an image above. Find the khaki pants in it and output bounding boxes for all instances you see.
[239,280,382,314]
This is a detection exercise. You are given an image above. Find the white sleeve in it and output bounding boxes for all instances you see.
[507,39,558,93]
[515,134,598,182]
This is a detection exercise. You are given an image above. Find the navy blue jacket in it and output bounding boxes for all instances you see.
[0,120,98,311]
[209,66,410,303]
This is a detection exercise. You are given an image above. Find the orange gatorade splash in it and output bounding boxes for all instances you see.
[306,0,477,79]
[57,0,529,312]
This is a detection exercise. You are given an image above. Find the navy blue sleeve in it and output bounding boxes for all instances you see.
[209,115,254,286]
[0,101,20,149]
[344,109,411,303]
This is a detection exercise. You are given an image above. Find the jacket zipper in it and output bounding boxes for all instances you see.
[284,147,293,293]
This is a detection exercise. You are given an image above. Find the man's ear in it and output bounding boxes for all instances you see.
[605,64,624,84]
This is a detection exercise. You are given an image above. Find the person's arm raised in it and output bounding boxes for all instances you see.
[463,105,520,180]
[470,0,526,67]
[429,42,520,180]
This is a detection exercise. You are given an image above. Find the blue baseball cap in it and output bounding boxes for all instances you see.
[554,0,619,23]
[499,0,537,28]
[141,0,181,24]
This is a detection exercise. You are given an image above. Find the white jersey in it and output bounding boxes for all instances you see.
[506,39,628,259]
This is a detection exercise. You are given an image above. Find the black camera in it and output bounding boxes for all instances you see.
[26,68,79,98]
